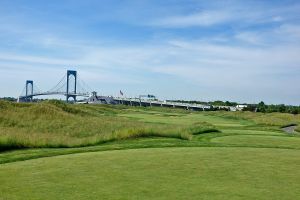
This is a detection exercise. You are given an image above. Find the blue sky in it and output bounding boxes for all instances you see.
[0,0,299,104]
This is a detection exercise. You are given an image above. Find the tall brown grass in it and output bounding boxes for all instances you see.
[0,100,217,150]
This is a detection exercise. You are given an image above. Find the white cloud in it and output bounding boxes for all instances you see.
[150,10,232,28]
[235,32,264,45]
[146,2,300,29]
[272,16,283,22]
[1,37,299,104]
[1,38,299,83]
[0,53,73,66]
[277,24,300,40]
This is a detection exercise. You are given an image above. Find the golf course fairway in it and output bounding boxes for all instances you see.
[1,147,300,200]
[1,102,300,199]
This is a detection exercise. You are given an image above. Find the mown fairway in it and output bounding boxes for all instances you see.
[1,147,300,200]
[1,101,300,199]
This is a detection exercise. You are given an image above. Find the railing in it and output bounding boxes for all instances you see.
[113,97,211,109]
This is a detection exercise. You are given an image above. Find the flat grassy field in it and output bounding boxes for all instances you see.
[0,100,300,199]
[1,147,300,200]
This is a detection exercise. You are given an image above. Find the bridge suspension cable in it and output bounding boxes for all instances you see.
[77,74,92,95]
[20,85,26,97]
[47,74,67,93]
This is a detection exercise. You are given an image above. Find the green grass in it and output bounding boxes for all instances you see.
[1,147,300,200]
[118,111,254,127]
[211,135,300,149]
[208,111,300,127]
[1,100,300,199]
[0,101,218,150]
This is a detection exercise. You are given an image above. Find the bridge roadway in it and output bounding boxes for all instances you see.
[113,97,211,111]
[18,92,89,102]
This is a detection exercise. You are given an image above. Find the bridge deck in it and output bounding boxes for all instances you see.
[19,92,89,98]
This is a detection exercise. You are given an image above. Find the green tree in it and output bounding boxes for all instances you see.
[257,101,266,113]
[278,104,286,113]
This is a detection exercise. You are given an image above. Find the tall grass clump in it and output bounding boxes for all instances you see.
[0,101,219,150]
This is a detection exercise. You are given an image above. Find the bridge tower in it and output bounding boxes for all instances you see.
[66,70,77,102]
[25,80,33,102]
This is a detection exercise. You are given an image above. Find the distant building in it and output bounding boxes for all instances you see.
[236,104,247,111]
[87,91,116,104]
[229,107,237,111]
[139,94,157,101]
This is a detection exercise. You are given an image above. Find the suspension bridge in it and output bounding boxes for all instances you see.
[17,70,228,111]
[18,70,91,102]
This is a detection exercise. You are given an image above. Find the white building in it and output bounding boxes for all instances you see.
[236,104,247,111]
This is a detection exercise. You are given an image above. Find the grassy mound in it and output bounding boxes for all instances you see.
[0,101,218,150]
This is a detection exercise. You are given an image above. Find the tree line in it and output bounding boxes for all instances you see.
[244,101,300,114]
[171,100,299,114]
